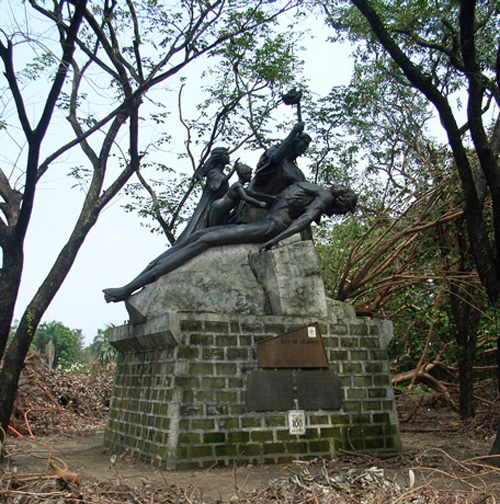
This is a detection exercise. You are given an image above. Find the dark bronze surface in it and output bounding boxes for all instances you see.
[297,370,343,410]
[246,370,294,411]
[257,323,329,368]
[104,125,357,304]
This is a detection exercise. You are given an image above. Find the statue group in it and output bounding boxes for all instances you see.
[104,121,357,303]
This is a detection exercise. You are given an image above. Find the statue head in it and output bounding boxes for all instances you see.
[325,185,357,216]
[235,162,253,183]
[206,147,230,169]
[195,147,230,180]
[292,132,311,159]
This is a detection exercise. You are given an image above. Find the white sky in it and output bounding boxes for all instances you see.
[9,11,355,345]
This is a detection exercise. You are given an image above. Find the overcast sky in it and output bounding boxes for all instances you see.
[8,10,354,345]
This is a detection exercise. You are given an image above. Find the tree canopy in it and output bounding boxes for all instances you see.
[0,0,303,429]
[311,0,500,450]
[31,321,83,369]
[317,0,500,301]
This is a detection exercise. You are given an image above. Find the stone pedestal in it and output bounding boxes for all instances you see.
[104,240,401,469]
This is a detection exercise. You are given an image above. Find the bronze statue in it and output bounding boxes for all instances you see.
[208,162,274,227]
[233,122,310,225]
[103,182,357,302]
[175,147,230,244]
[104,89,357,304]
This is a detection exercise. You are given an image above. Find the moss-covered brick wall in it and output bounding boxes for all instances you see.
[104,308,401,469]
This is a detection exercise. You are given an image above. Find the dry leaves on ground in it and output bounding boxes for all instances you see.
[1,437,499,504]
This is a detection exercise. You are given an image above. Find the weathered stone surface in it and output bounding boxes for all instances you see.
[249,240,328,317]
[327,298,356,319]
[126,244,268,320]
[125,239,329,320]
[109,312,179,352]
[105,235,401,468]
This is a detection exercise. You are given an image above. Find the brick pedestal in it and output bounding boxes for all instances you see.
[104,306,401,469]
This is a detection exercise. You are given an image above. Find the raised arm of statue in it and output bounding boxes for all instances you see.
[271,121,305,162]
[254,122,305,179]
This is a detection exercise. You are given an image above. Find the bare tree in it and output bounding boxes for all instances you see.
[0,0,299,429]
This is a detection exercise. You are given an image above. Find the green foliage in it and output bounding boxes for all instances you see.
[123,165,195,236]
[18,52,58,82]
[0,0,308,431]
[313,148,488,373]
[88,325,117,365]
[31,321,83,369]
[117,3,305,239]
[309,0,500,383]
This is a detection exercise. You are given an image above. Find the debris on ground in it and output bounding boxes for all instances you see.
[2,352,500,503]
[10,353,113,437]
[1,442,499,504]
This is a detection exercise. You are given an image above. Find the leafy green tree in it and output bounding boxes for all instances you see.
[89,325,116,365]
[316,0,500,325]
[32,321,82,369]
[316,163,486,417]
[123,29,303,241]
[0,0,302,430]
[314,0,500,451]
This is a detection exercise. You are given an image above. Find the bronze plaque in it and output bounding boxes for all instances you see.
[297,370,343,410]
[246,370,294,411]
[257,323,329,368]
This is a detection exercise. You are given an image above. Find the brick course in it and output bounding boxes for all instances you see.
[105,310,400,469]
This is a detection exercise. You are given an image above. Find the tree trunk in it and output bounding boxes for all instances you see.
[497,333,500,398]
[351,0,500,463]
[0,321,32,430]
[448,246,481,419]
[490,337,500,457]
[0,207,99,430]
[0,239,24,357]
[458,334,477,418]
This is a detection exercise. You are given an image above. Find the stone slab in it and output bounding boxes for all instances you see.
[109,312,179,352]
[297,370,343,409]
[124,240,329,321]
[126,244,268,320]
[246,370,294,411]
[249,240,329,317]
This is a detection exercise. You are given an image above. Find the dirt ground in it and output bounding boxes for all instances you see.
[5,432,287,503]
[2,426,497,503]
[4,363,500,502]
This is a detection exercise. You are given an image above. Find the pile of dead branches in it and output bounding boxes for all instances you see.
[10,353,113,437]
[396,388,500,441]
[1,446,499,504]
[236,452,500,504]
[0,470,194,504]
[0,469,196,504]
[0,435,193,504]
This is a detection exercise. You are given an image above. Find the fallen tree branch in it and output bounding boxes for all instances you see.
[393,367,459,412]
